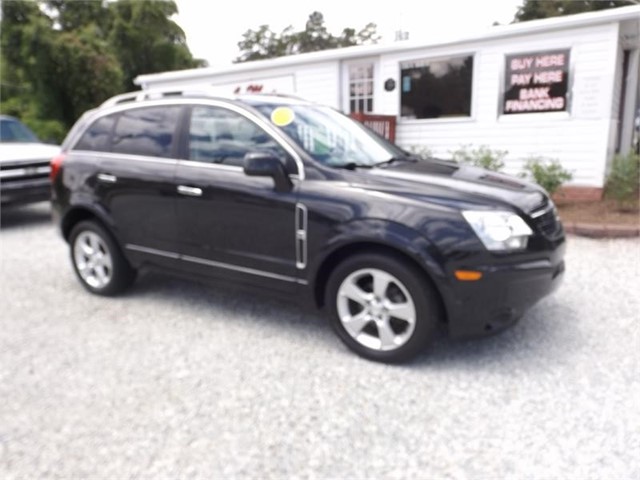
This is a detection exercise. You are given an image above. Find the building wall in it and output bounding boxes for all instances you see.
[138,14,636,192]
[375,22,620,188]
[138,62,342,109]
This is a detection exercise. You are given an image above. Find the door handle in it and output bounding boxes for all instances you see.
[177,185,203,197]
[97,173,117,183]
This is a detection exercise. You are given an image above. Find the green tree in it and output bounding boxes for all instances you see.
[108,0,205,89]
[50,25,124,127]
[45,0,111,33]
[0,1,67,139]
[235,11,380,63]
[1,0,204,140]
[514,0,638,22]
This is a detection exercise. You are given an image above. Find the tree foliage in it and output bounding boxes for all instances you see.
[235,11,379,63]
[0,0,204,141]
[513,0,638,22]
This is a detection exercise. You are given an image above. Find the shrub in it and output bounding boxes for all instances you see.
[520,157,573,195]
[605,152,640,211]
[406,145,434,160]
[450,144,507,172]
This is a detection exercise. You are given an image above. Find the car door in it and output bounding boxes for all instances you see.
[73,105,184,255]
[173,104,301,288]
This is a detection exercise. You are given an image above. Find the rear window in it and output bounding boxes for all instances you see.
[74,115,116,152]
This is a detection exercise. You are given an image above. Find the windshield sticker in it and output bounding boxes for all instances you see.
[270,107,295,127]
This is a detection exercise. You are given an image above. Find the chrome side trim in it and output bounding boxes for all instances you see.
[530,205,554,219]
[71,150,179,166]
[97,173,117,183]
[177,185,203,196]
[126,244,180,259]
[175,161,302,180]
[125,244,307,285]
[176,160,243,173]
[295,203,308,269]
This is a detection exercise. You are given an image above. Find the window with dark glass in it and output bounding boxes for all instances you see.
[189,106,291,168]
[400,56,473,119]
[111,106,182,158]
[503,49,570,115]
[74,115,117,152]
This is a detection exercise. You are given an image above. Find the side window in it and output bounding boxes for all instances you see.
[74,115,117,152]
[111,106,182,158]
[189,106,292,168]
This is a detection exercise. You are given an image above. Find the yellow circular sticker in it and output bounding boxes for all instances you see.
[270,107,295,127]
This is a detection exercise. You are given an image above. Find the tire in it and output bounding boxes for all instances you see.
[69,220,136,296]
[326,252,441,363]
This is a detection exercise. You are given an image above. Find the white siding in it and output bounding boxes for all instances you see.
[378,23,620,187]
[294,62,341,108]
[134,62,341,109]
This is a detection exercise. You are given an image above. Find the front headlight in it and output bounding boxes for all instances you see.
[462,210,533,251]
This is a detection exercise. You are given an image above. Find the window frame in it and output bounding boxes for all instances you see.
[499,48,573,118]
[343,60,377,115]
[67,99,305,180]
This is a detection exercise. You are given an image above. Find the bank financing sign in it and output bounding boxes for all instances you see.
[504,49,570,115]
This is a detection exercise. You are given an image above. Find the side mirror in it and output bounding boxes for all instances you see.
[243,152,292,192]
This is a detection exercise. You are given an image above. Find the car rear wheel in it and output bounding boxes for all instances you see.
[69,220,135,296]
[326,253,441,363]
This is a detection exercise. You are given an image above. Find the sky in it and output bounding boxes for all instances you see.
[173,0,525,67]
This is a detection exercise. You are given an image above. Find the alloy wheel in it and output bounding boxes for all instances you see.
[73,231,113,289]
[336,268,417,351]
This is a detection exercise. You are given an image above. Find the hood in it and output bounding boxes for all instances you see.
[0,143,61,164]
[358,159,547,214]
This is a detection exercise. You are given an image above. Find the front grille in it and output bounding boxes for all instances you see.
[0,160,51,184]
[529,198,562,238]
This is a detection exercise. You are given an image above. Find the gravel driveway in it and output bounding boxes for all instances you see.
[1,203,639,479]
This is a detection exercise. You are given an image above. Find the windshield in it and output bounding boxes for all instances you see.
[248,101,404,168]
[0,118,40,143]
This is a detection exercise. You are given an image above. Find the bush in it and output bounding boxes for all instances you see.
[520,157,573,195]
[450,145,507,172]
[406,145,434,160]
[605,152,640,211]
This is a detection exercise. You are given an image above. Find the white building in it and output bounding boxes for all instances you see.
[135,6,640,200]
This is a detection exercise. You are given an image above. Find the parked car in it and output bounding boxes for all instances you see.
[0,115,60,206]
[51,90,565,363]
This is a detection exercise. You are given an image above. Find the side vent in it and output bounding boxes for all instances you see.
[295,203,308,269]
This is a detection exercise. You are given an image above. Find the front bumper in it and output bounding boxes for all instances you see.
[0,178,51,206]
[443,242,566,338]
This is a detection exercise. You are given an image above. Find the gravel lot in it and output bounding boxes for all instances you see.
[1,202,639,479]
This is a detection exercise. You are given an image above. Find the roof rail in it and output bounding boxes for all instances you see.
[99,87,235,108]
[238,92,307,101]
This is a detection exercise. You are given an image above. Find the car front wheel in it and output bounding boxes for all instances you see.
[326,253,441,363]
[69,220,135,296]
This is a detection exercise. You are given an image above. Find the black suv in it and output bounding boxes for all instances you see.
[52,90,565,362]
